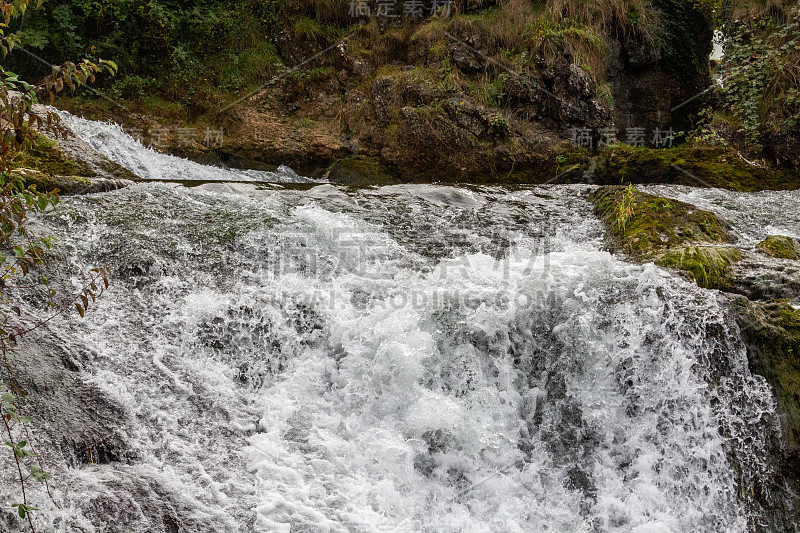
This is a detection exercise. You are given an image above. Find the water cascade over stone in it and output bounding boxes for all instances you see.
[0,116,794,532]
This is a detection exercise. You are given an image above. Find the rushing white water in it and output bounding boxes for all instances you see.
[56,110,315,183]
[2,179,782,532]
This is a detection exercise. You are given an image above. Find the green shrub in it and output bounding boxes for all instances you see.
[719,14,800,150]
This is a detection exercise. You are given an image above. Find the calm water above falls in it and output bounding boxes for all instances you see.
[6,178,783,532]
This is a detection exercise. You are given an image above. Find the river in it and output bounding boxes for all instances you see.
[3,114,797,532]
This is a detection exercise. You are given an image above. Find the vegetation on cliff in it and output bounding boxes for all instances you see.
[17,0,784,185]
[7,0,693,107]
[3,0,796,186]
[717,1,800,168]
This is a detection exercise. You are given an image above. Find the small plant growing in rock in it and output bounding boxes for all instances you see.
[616,183,637,230]
[488,114,510,138]
[555,154,567,176]
[487,73,508,108]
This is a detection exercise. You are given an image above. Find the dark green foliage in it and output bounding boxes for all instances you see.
[652,0,715,85]
[718,12,800,155]
[5,0,356,109]
[7,0,293,105]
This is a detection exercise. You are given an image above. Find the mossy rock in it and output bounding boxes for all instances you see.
[729,295,800,532]
[589,186,745,290]
[732,297,800,475]
[655,246,741,290]
[13,131,95,177]
[13,129,139,184]
[589,186,732,258]
[11,169,129,195]
[327,156,399,186]
[96,158,140,182]
[757,236,800,260]
[578,144,797,191]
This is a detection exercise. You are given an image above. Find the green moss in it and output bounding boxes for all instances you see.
[757,236,800,260]
[516,143,796,191]
[655,246,741,289]
[327,156,399,186]
[589,186,731,257]
[589,144,796,191]
[12,132,94,177]
[732,298,800,475]
[11,169,89,194]
[589,186,744,289]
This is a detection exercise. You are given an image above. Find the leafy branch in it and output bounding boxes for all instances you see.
[0,1,115,530]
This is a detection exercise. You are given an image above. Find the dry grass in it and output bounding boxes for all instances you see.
[446,1,615,77]
[346,0,666,87]
[527,15,607,72]
[282,0,351,24]
[729,0,797,21]
[547,0,650,31]
[488,0,548,50]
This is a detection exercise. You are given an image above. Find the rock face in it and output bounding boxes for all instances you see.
[11,169,132,195]
[728,255,800,302]
[730,297,800,530]
[4,327,131,468]
[606,0,714,133]
[218,104,350,178]
[0,327,203,533]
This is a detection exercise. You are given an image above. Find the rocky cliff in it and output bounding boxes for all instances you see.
[51,0,758,186]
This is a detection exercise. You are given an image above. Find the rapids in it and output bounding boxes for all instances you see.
[1,117,793,532]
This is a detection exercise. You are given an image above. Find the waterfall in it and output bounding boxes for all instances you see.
[54,110,316,183]
[3,174,785,532]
